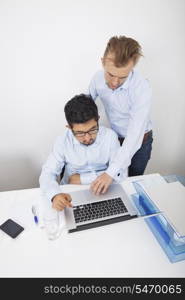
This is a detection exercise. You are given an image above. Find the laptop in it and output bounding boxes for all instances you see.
[64,183,138,233]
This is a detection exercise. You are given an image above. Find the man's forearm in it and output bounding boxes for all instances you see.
[39,171,62,202]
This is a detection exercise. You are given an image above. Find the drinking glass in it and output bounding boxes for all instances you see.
[43,208,62,240]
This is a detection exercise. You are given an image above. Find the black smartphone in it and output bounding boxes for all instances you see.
[0,219,24,238]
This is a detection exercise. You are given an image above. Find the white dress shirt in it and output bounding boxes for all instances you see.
[39,126,125,202]
[88,69,152,179]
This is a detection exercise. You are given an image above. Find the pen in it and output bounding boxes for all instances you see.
[32,205,39,224]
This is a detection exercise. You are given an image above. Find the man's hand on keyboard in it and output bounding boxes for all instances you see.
[52,193,72,211]
[90,172,113,195]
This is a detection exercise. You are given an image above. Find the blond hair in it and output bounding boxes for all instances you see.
[103,36,142,67]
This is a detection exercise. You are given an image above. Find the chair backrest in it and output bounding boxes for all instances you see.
[60,165,65,181]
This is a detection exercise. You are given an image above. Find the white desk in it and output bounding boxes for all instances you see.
[0,176,185,278]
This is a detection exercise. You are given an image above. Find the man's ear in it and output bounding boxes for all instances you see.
[66,125,71,129]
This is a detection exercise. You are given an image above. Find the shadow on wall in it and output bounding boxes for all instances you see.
[0,155,40,192]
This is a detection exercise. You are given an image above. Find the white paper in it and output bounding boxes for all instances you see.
[144,181,185,237]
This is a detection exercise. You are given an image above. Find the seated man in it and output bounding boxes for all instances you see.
[39,94,127,211]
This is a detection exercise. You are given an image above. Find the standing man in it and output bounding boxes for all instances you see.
[89,35,153,195]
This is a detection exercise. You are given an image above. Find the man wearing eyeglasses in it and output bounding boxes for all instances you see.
[39,94,124,211]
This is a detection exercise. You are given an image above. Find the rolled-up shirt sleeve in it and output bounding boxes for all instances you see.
[39,136,65,203]
[106,79,152,179]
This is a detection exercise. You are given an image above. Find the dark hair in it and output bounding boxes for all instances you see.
[64,94,99,127]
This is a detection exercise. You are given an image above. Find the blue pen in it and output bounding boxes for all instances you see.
[32,205,39,224]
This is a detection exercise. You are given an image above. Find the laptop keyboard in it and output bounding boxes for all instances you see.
[73,197,128,224]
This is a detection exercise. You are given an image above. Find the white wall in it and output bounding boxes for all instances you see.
[0,0,185,191]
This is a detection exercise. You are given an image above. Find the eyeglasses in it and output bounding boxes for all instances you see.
[73,126,99,137]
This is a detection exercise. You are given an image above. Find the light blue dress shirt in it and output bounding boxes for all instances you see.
[88,69,153,179]
[39,126,125,202]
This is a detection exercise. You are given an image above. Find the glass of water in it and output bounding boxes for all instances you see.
[43,208,62,240]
